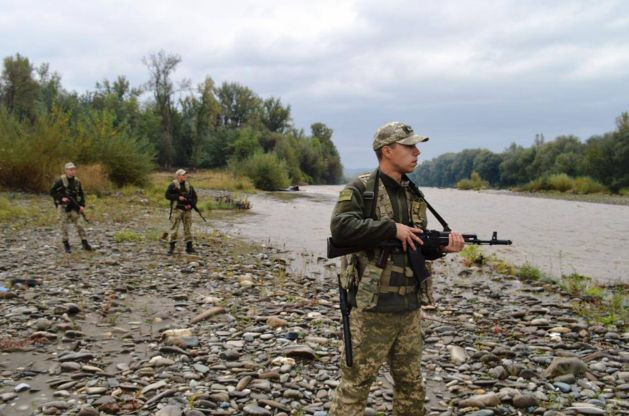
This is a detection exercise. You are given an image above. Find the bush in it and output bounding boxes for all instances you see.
[456,171,489,190]
[75,163,112,196]
[236,152,290,191]
[573,176,608,194]
[547,173,574,192]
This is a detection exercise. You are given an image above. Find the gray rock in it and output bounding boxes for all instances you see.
[458,392,500,408]
[565,403,606,415]
[243,404,272,415]
[513,393,538,408]
[156,405,183,416]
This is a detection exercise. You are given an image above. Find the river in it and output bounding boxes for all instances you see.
[208,186,629,284]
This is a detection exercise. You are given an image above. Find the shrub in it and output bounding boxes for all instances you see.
[237,152,290,191]
[520,176,550,192]
[573,176,608,194]
[547,173,575,192]
[75,163,112,196]
[456,171,488,190]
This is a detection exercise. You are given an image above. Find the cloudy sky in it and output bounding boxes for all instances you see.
[1,0,628,168]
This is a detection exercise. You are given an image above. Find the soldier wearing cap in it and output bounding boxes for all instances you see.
[328,122,465,416]
[49,162,93,253]
[165,169,198,255]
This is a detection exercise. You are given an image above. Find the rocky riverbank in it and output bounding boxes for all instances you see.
[0,194,627,415]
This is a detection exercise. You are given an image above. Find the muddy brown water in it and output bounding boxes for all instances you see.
[208,185,629,284]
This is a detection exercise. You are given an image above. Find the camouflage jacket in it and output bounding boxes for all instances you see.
[50,175,85,210]
[330,169,443,312]
[165,180,198,210]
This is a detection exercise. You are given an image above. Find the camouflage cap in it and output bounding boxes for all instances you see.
[372,122,429,150]
[64,162,76,170]
[175,169,187,177]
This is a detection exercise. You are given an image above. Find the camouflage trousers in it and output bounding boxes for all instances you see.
[329,308,426,416]
[58,206,86,241]
[169,209,193,243]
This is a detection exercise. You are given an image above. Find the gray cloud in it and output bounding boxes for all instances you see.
[0,0,627,167]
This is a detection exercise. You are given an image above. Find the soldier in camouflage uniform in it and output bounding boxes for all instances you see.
[329,122,465,416]
[49,162,93,253]
[165,169,198,255]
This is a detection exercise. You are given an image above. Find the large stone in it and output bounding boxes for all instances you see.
[448,345,468,365]
[190,306,226,324]
[565,403,606,415]
[266,316,288,328]
[512,393,538,408]
[243,404,272,415]
[156,405,183,416]
[544,357,587,379]
[458,392,500,408]
[283,345,316,360]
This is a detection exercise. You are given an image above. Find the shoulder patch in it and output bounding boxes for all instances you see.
[338,189,353,202]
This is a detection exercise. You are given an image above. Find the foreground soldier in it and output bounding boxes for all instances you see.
[49,162,93,253]
[165,169,198,255]
[329,122,464,416]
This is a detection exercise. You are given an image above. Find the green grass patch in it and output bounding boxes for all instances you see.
[516,263,543,281]
[114,229,143,243]
[459,245,486,266]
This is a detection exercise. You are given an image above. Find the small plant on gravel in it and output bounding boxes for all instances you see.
[460,245,486,267]
[560,273,592,296]
[114,230,143,243]
[516,263,543,281]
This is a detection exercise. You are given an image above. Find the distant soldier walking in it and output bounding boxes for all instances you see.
[165,169,198,255]
[50,162,93,253]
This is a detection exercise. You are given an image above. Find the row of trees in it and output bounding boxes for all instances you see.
[412,114,629,193]
[0,52,343,191]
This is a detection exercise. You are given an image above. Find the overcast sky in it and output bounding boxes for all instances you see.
[1,0,628,168]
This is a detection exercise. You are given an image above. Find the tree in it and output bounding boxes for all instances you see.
[143,50,182,168]
[0,53,39,121]
[215,82,261,128]
[261,97,291,132]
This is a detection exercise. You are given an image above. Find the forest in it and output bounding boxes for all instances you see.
[0,52,343,191]
[412,114,629,194]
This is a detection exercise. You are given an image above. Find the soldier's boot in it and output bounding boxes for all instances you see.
[63,240,71,253]
[81,240,93,251]
[185,241,196,254]
[167,242,176,256]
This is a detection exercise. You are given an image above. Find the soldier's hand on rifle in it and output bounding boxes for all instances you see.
[442,231,464,253]
[185,204,192,210]
[395,224,424,252]
[79,206,85,213]
[179,195,186,201]
[62,197,69,203]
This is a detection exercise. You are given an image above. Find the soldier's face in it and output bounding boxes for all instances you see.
[386,143,420,173]
[178,174,187,182]
[65,168,76,178]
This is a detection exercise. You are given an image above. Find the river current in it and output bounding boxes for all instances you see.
[209,186,629,284]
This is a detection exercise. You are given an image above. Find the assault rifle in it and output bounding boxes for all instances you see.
[169,191,207,222]
[63,194,90,223]
[327,230,512,259]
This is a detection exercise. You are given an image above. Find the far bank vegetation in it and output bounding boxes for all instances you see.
[418,114,629,196]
